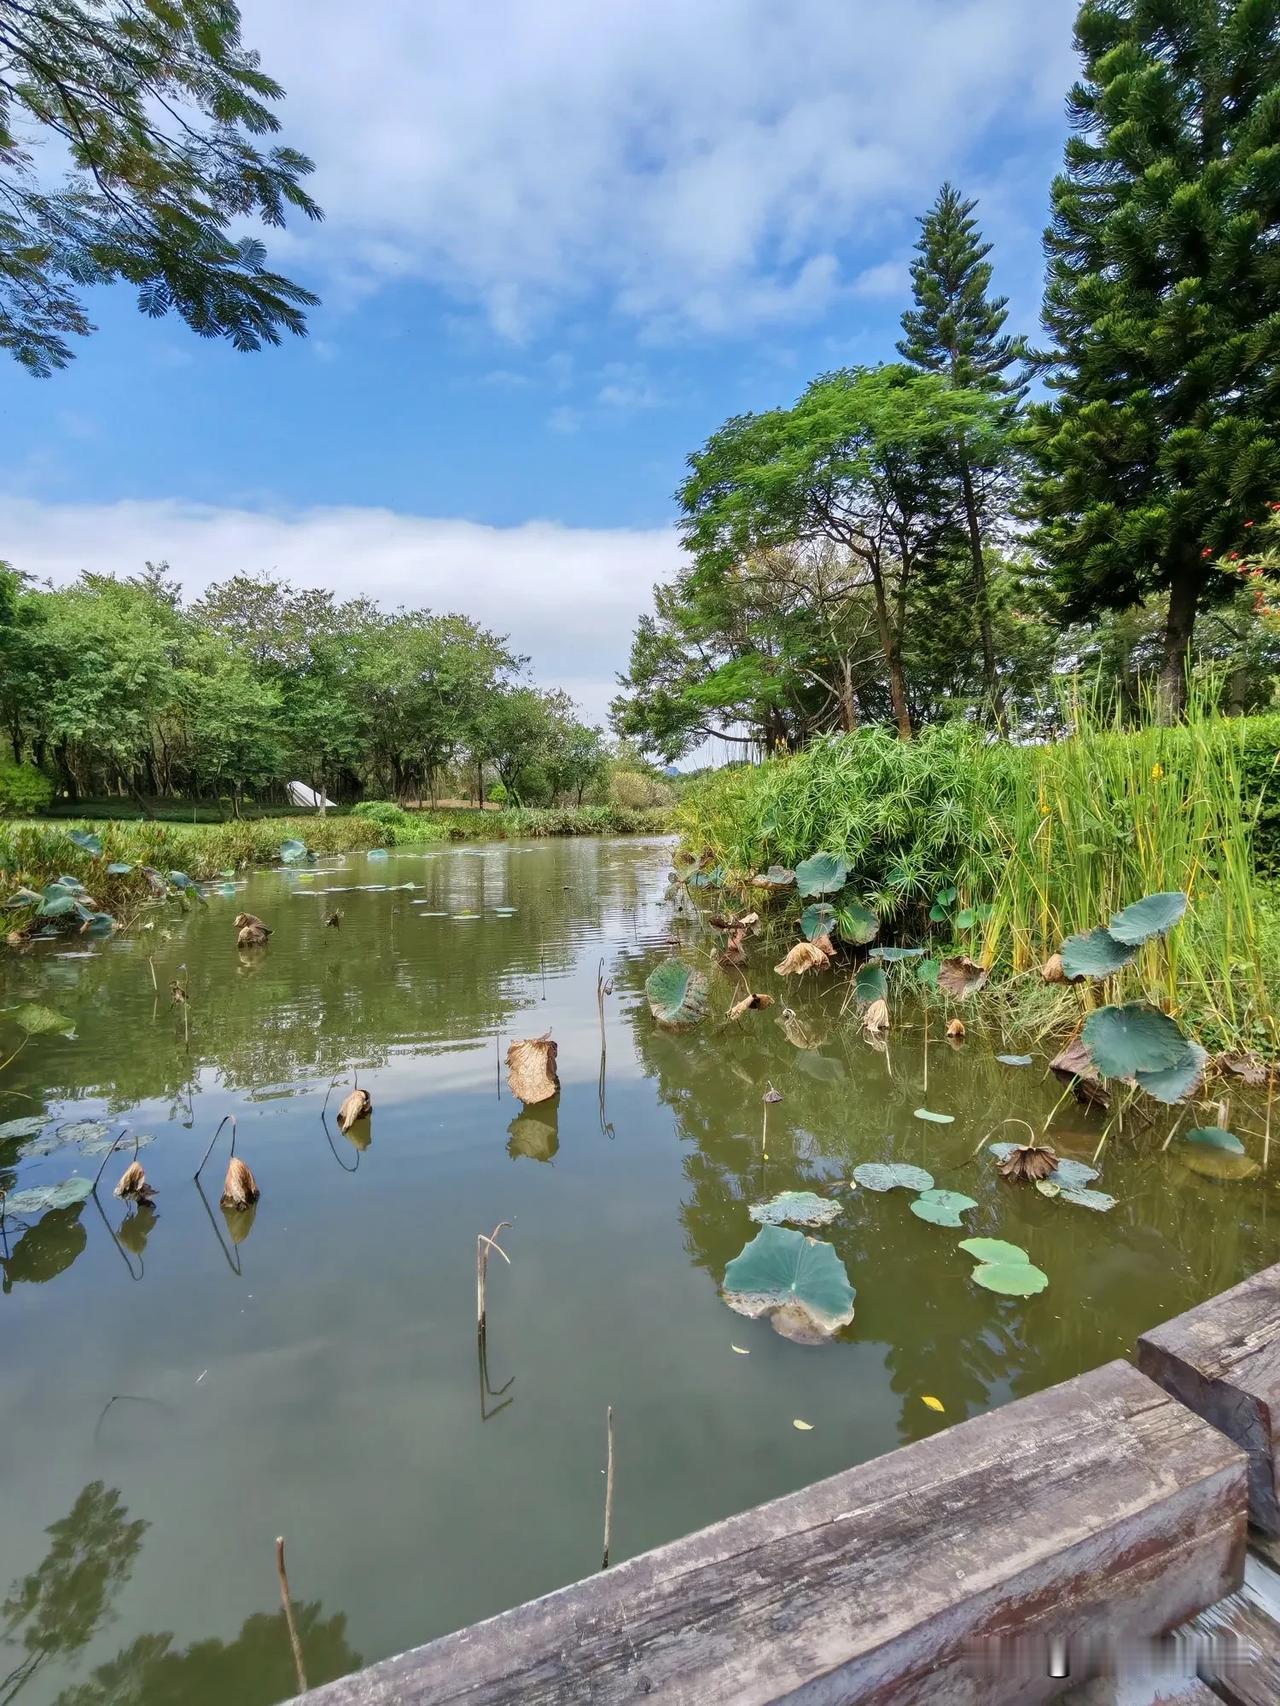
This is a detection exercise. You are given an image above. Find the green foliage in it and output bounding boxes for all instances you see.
[1060,926,1138,980]
[0,762,52,816]
[1025,0,1280,708]
[350,800,411,827]
[0,1,321,374]
[644,960,709,1029]
[721,1224,855,1337]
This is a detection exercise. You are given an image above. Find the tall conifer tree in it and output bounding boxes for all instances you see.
[899,184,1023,727]
[1026,0,1280,716]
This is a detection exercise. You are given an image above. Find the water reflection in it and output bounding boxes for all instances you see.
[0,1206,87,1294]
[507,1098,559,1162]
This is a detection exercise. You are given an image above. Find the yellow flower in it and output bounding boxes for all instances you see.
[1151,763,1164,780]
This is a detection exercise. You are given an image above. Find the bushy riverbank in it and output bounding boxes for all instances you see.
[677,707,1280,1051]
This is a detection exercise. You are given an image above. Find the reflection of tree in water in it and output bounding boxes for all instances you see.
[1,1481,145,1702]
[1,1205,87,1295]
[1,1480,360,1706]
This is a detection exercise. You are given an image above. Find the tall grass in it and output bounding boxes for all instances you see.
[678,697,1280,1046]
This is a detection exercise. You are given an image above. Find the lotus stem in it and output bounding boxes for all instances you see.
[275,1536,308,1696]
[195,1113,236,1182]
[601,1405,615,1571]
[91,1127,130,1194]
[147,956,157,992]
[476,1220,513,1329]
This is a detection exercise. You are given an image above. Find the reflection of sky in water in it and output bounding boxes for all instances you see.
[0,836,1276,1703]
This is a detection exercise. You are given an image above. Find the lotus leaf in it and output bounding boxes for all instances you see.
[1058,1187,1117,1212]
[1059,927,1137,980]
[1185,1127,1245,1154]
[645,960,709,1029]
[987,1143,1017,1161]
[368,849,389,859]
[67,830,102,855]
[753,865,795,890]
[855,963,888,1005]
[79,913,115,936]
[14,1003,74,1036]
[1107,891,1188,946]
[507,1107,559,1162]
[0,1116,47,1139]
[916,957,940,988]
[37,893,78,919]
[914,1107,954,1123]
[853,1162,935,1193]
[937,956,988,999]
[1081,1003,1192,1079]
[6,886,40,906]
[106,861,134,875]
[1046,1158,1099,1188]
[687,868,724,889]
[910,1189,977,1228]
[794,1052,846,1084]
[872,946,926,961]
[800,903,837,941]
[279,839,308,862]
[795,852,852,898]
[749,1191,842,1228]
[55,1119,110,1143]
[0,1176,93,1215]
[929,903,949,922]
[1134,1042,1208,1104]
[954,908,978,930]
[834,900,878,945]
[936,886,958,907]
[774,941,830,977]
[959,1237,1029,1266]
[996,1054,1034,1067]
[507,1032,559,1103]
[721,1225,855,1343]
[54,875,88,893]
[972,1261,1049,1297]
[1181,1149,1260,1182]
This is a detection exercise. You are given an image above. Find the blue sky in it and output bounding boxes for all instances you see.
[0,0,1079,726]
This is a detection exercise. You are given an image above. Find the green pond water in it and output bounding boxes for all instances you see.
[0,836,1275,1703]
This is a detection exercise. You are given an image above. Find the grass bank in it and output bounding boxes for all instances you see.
[678,704,1280,1052]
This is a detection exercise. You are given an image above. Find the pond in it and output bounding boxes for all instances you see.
[0,837,1275,1703]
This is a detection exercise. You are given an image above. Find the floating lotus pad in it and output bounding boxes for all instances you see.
[1134,1042,1208,1104]
[1184,1126,1245,1154]
[753,865,796,889]
[871,946,926,962]
[749,1191,842,1228]
[1107,890,1188,946]
[1057,1187,1117,1212]
[958,1237,1048,1297]
[834,900,879,945]
[722,1224,855,1343]
[800,903,837,941]
[1081,1003,1193,1079]
[855,964,887,1005]
[853,1162,935,1193]
[910,1189,977,1227]
[0,1176,93,1216]
[0,1117,48,1140]
[1046,1158,1099,1189]
[1059,928,1137,980]
[645,960,710,1029]
[14,1004,74,1037]
[795,852,852,898]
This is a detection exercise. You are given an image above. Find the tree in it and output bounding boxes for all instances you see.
[1025,0,1280,718]
[677,365,1009,738]
[898,183,1025,728]
[0,0,321,375]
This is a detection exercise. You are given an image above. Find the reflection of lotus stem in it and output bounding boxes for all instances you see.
[147,956,157,991]
[275,1536,308,1696]
[601,1405,615,1570]
[1265,1028,1276,1172]
[475,1220,513,1329]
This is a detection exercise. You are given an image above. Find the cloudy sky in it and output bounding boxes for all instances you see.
[0,0,1079,725]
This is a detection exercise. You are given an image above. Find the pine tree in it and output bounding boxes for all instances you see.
[898,184,1024,728]
[1026,0,1280,717]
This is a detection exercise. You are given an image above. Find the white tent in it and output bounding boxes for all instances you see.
[286,780,337,811]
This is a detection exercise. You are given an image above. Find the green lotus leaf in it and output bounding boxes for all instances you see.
[972,1261,1049,1297]
[0,1176,93,1215]
[1060,927,1137,980]
[279,839,308,862]
[800,903,837,941]
[0,1116,48,1140]
[854,963,887,1005]
[987,1142,1017,1161]
[749,1190,842,1228]
[1046,1158,1099,1189]
[853,1162,935,1193]
[1036,1180,1060,1198]
[79,913,115,937]
[721,1224,855,1342]
[54,1119,110,1143]
[645,960,709,1029]
[936,886,958,907]
[910,1189,977,1228]
[916,957,940,988]
[367,849,389,859]
[1134,1042,1208,1104]
[14,1003,74,1036]
[914,1107,954,1123]
[1081,1003,1192,1079]
[872,946,926,961]
[1107,891,1188,946]
[754,864,796,889]
[37,894,78,919]
[959,1237,1030,1266]
[1184,1126,1245,1154]
[1058,1187,1117,1212]
[67,830,102,855]
[79,1131,154,1157]
[954,908,978,930]
[687,867,724,889]
[6,886,41,907]
[795,851,852,898]
[996,1054,1034,1067]
[54,875,87,894]
[834,900,878,945]
[106,862,134,875]
[928,902,950,922]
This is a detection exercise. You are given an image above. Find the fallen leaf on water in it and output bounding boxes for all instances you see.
[728,992,775,1021]
[863,997,890,1033]
[506,1032,560,1104]
[937,956,988,999]
[792,1419,814,1431]
[922,1395,945,1413]
[731,1344,750,1355]
[774,940,831,978]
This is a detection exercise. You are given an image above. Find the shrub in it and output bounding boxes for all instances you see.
[609,768,676,810]
[487,782,508,805]
[350,800,410,825]
[0,761,53,816]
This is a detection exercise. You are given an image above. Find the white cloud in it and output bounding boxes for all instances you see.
[0,496,682,728]
[242,0,1077,339]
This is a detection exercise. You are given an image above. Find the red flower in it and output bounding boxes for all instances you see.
[1201,546,1214,558]
[1228,551,1240,560]
[1245,519,1256,528]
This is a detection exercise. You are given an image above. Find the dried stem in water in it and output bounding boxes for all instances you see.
[475,1219,513,1329]
[601,1405,615,1571]
[195,1113,236,1182]
[275,1536,308,1695]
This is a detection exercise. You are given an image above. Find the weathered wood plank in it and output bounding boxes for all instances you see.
[1137,1264,1280,1534]
[300,1361,1246,1706]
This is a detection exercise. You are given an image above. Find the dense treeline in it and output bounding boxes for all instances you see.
[614,1,1280,759]
[0,564,616,812]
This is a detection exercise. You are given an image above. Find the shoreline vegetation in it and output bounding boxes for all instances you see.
[673,699,1280,1060]
[0,805,674,941]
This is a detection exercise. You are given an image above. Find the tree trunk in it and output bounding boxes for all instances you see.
[839,658,859,733]
[961,464,1006,733]
[869,564,912,739]
[1157,556,1203,722]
